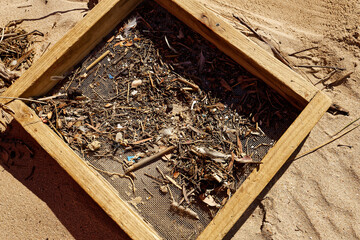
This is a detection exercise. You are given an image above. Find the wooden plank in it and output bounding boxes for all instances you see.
[155,0,318,110]
[2,0,142,99]
[197,91,331,240]
[8,100,161,240]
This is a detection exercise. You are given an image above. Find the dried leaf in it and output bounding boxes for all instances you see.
[202,195,221,208]
[114,41,125,47]
[124,40,133,47]
[173,171,180,179]
[58,102,67,109]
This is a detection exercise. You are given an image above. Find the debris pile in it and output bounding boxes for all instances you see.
[0,23,40,92]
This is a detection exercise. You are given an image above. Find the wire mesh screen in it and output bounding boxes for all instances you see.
[30,1,298,239]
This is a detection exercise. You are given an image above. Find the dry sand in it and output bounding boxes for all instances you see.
[1,0,359,239]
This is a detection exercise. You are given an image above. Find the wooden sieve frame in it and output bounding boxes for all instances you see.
[1,0,331,239]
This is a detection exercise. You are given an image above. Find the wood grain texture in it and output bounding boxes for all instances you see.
[155,0,318,110]
[8,100,161,240]
[197,91,331,240]
[2,0,142,98]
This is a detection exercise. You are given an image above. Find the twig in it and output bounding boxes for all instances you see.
[144,173,168,184]
[233,14,292,68]
[295,124,360,160]
[294,65,346,71]
[332,116,360,137]
[4,30,44,40]
[127,82,130,103]
[130,137,153,145]
[173,78,200,91]
[182,185,189,204]
[37,93,67,101]
[328,103,349,116]
[288,46,318,56]
[125,146,176,173]
[337,144,352,149]
[156,166,166,180]
[148,72,154,88]
[165,175,182,190]
[164,35,178,53]
[88,162,136,194]
[17,4,32,9]
[325,71,353,89]
[86,50,110,71]
[8,8,88,26]
[144,187,154,197]
[0,28,4,44]
[0,96,47,104]
[179,188,195,205]
[167,184,174,202]
[10,48,34,70]
[40,42,51,57]
[315,69,337,85]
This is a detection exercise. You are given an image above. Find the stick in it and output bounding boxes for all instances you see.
[8,8,88,26]
[37,93,67,101]
[166,175,182,190]
[125,146,176,173]
[233,14,292,68]
[4,30,44,41]
[148,72,154,88]
[295,124,360,160]
[0,28,4,44]
[143,173,168,184]
[167,184,174,202]
[0,96,46,104]
[326,71,353,88]
[88,162,136,194]
[156,166,166,180]
[288,46,318,56]
[332,116,360,137]
[10,49,34,70]
[173,78,200,91]
[144,187,154,197]
[85,50,110,71]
